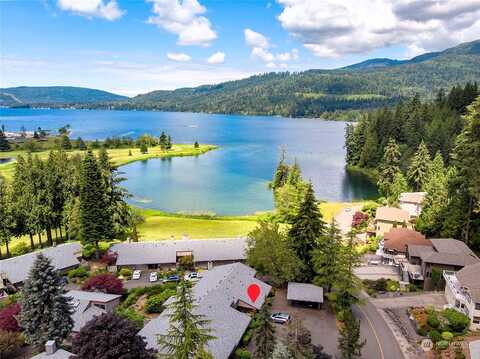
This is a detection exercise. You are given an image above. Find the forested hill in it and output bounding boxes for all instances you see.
[123,40,480,119]
[0,86,127,106]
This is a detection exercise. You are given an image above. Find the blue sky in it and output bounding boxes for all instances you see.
[1,0,479,96]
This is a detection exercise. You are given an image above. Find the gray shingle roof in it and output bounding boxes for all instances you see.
[456,263,480,302]
[31,349,75,359]
[139,263,271,359]
[66,291,116,332]
[287,282,324,303]
[0,243,81,284]
[111,238,247,266]
[66,290,121,303]
[423,239,480,267]
[407,244,435,258]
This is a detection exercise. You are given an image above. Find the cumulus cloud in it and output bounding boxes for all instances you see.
[277,0,480,58]
[167,52,192,62]
[244,28,299,67]
[207,52,225,64]
[57,0,124,20]
[147,0,217,46]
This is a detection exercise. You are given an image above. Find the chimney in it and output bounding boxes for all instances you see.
[45,340,56,355]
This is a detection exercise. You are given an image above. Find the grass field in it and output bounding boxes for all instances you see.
[0,144,217,181]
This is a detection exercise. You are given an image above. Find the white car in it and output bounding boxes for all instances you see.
[132,270,142,280]
[184,272,201,282]
[149,272,158,282]
[271,313,290,324]
[368,260,381,266]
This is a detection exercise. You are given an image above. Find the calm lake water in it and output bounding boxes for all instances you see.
[0,108,377,215]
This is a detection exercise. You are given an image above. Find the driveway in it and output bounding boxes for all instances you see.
[334,205,362,236]
[370,292,447,309]
[271,288,340,357]
[354,264,402,281]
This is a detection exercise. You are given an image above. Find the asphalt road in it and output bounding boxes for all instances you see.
[352,292,404,359]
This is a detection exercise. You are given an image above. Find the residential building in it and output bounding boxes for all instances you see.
[399,192,427,218]
[374,207,412,237]
[403,239,480,289]
[139,262,272,359]
[111,238,247,270]
[377,228,431,265]
[287,282,323,309]
[67,290,122,332]
[0,243,82,290]
[443,263,480,330]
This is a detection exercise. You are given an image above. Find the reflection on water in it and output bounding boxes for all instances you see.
[0,158,12,164]
[341,169,378,201]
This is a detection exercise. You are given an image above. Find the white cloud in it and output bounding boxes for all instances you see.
[207,52,225,64]
[244,28,299,67]
[277,0,480,58]
[147,0,217,46]
[57,0,124,20]
[167,52,192,62]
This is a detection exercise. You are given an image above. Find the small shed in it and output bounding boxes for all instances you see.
[287,282,324,309]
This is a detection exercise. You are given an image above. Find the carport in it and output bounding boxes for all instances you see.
[287,282,323,309]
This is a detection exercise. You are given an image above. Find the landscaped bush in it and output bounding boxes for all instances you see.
[386,279,400,292]
[234,348,251,359]
[82,273,124,295]
[178,255,194,271]
[68,266,90,280]
[0,304,21,332]
[361,202,379,218]
[116,307,145,328]
[100,251,118,266]
[82,242,112,259]
[427,313,440,329]
[0,330,24,355]
[11,242,30,256]
[352,211,369,229]
[442,309,470,333]
[119,268,132,279]
[437,340,449,350]
[428,330,442,343]
[442,331,454,341]
[374,278,388,292]
[144,289,176,313]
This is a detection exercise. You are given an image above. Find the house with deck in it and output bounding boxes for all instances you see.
[374,207,412,237]
[139,262,271,359]
[110,238,247,270]
[403,239,480,290]
[444,262,480,330]
[377,228,431,265]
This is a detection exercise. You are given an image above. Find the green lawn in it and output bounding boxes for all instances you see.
[0,144,217,181]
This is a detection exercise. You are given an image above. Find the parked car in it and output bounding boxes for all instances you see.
[368,260,381,265]
[149,272,158,282]
[163,275,179,283]
[132,270,142,280]
[270,313,290,324]
[184,272,201,282]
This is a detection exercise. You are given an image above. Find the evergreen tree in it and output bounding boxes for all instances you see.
[271,149,289,190]
[140,142,148,154]
[166,135,172,150]
[377,138,401,198]
[78,150,111,259]
[253,301,276,359]
[288,182,326,282]
[337,311,365,359]
[286,318,314,359]
[19,254,73,347]
[0,126,10,151]
[60,135,72,150]
[387,172,409,206]
[194,141,199,149]
[77,137,86,150]
[312,220,342,293]
[0,182,14,258]
[158,280,215,358]
[271,341,293,359]
[72,313,156,358]
[159,131,168,150]
[358,124,378,168]
[407,141,431,191]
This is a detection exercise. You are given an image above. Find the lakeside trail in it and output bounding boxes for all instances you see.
[0,144,217,181]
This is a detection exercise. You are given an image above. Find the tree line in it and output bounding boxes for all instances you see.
[345,83,480,249]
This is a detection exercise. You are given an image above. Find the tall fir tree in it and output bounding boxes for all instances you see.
[253,301,276,359]
[312,220,342,293]
[286,318,314,359]
[337,311,365,359]
[78,150,112,258]
[288,182,326,282]
[377,138,401,198]
[0,126,11,151]
[271,149,289,190]
[19,254,73,347]
[407,141,431,191]
[158,280,215,358]
[271,341,294,359]
[387,172,410,206]
[0,182,14,258]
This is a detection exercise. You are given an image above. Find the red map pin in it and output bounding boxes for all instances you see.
[247,284,261,303]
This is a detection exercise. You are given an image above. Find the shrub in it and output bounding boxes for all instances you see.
[68,266,90,280]
[82,242,111,259]
[374,278,388,292]
[178,255,194,271]
[116,307,145,328]
[82,273,124,294]
[361,202,379,218]
[11,242,30,256]
[437,340,449,350]
[242,329,253,345]
[0,330,24,355]
[386,280,400,292]
[427,313,440,328]
[442,331,454,341]
[144,289,176,313]
[119,268,133,279]
[442,309,470,333]
[428,330,442,343]
[418,326,428,337]
[234,348,251,359]
[100,251,118,266]
[352,211,369,228]
[0,304,21,332]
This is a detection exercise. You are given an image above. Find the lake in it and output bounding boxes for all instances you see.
[0,108,377,215]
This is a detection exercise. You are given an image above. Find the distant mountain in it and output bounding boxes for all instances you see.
[0,86,127,106]
[123,40,479,119]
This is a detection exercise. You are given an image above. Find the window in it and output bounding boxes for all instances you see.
[476,303,480,310]
[473,316,480,324]
[94,303,106,310]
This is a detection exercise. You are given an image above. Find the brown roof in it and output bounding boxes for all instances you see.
[383,228,430,253]
[456,263,480,302]
[375,207,410,223]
